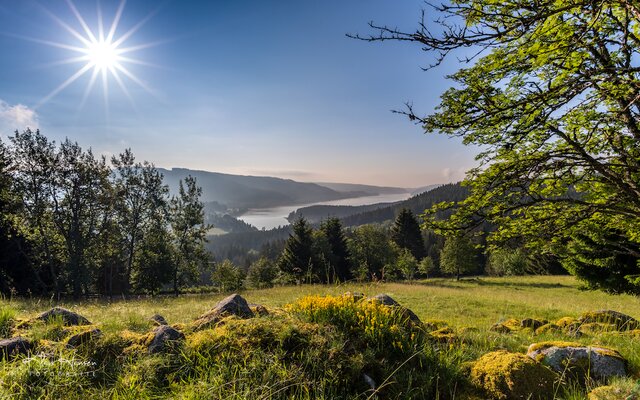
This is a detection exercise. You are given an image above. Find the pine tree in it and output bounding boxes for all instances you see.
[390,208,426,261]
[320,217,352,283]
[278,218,316,283]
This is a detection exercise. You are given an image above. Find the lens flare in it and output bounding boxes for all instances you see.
[34,0,160,110]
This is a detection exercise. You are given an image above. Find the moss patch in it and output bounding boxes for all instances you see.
[470,350,557,400]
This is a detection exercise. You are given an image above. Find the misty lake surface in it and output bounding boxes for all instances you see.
[236,192,413,230]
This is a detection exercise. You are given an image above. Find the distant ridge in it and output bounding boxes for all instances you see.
[157,168,412,210]
[289,183,467,226]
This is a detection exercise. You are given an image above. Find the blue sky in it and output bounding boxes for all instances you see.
[0,0,477,187]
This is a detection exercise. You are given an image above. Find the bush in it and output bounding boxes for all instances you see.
[246,257,278,289]
[211,259,245,292]
[486,248,531,276]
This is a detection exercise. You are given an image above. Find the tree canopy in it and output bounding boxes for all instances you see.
[356,0,640,293]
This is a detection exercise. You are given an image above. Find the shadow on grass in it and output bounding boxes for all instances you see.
[414,277,572,290]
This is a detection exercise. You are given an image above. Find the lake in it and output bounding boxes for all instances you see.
[236,192,413,230]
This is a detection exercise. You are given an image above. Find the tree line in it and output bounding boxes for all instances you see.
[0,129,209,298]
[209,208,556,292]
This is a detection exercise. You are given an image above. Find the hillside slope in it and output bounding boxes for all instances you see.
[158,168,363,209]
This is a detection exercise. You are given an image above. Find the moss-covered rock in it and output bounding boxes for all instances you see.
[490,323,513,334]
[428,327,457,343]
[579,310,638,331]
[580,322,619,334]
[588,382,640,399]
[470,350,557,399]
[556,317,578,328]
[521,318,545,331]
[535,323,562,335]
[527,342,627,382]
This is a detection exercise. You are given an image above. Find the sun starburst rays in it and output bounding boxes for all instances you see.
[35,0,158,111]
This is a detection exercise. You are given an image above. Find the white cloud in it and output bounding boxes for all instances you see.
[0,100,39,136]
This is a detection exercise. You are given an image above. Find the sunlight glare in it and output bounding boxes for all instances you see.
[35,0,158,110]
[86,40,119,71]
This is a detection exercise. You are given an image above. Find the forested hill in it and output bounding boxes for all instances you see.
[339,182,468,226]
[158,168,365,209]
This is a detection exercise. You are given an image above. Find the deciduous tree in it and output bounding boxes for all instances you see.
[356,1,640,293]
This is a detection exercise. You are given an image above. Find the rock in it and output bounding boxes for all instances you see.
[148,325,185,354]
[362,373,376,390]
[36,307,90,326]
[429,327,458,343]
[579,322,619,334]
[369,294,420,323]
[343,292,365,301]
[251,305,269,317]
[535,323,562,335]
[0,337,31,360]
[470,350,556,400]
[490,323,513,334]
[150,314,168,326]
[527,341,626,381]
[67,329,102,348]
[370,293,399,306]
[193,293,254,331]
[588,384,640,400]
[579,310,638,331]
[556,317,578,328]
[521,318,545,331]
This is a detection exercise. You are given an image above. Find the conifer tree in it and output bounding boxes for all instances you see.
[278,218,316,283]
[320,217,353,282]
[391,208,426,261]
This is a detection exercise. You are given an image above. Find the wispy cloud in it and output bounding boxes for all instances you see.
[0,100,39,136]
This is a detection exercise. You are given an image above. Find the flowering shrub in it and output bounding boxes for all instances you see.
[286,294,421,353]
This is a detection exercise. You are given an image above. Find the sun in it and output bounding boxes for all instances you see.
[33,0,159,109]
[86,39,120,71]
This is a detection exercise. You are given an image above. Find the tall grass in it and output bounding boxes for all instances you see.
[0,305,16,338]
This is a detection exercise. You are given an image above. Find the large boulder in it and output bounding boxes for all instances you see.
[148,325,185,354]
[527,341,626,381]
[579,310,638,331]
[369,294,420,323]
[470,350,556,399]
[0,337,32,360]
[193,294,254,331]
[36,307,90,326]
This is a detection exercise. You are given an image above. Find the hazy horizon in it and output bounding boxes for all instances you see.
[0,0,477,187]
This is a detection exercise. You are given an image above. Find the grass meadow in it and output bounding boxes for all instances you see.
[1,275,640,399]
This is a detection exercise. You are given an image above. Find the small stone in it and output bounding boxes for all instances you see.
[490,323,512,334]
[343,292,365,301]
[369,294,420,323]
[36,307,90,326]
[150,314,168,326]
[521,318,545,331]
[0,337,31,360]
[148,325,185,354]
[67,329,102,348]
[362,373,376,390]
